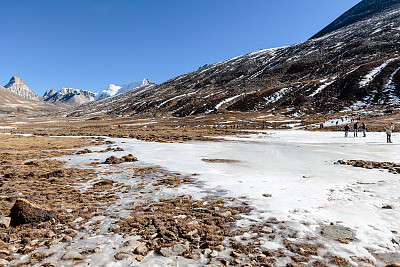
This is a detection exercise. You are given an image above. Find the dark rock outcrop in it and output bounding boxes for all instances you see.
[9,199,57,226]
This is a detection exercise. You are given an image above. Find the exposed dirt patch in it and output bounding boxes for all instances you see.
[335,159,400,174]
[0,135,103,263]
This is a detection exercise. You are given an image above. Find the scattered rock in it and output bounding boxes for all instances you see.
[335,160,400,175]
[9,199,57,226]
[0,217,11,228]
[210,250,218,258]
[104,154,138,164]
[62,236,73,242]
[62,252,82,260]
[123,240,141,247]
[109,224,120,233]
[203,249,212,257]
[379,253,400,266]
[133,244,148,256]
[216,244,225,251]
[136,255,143,262]
[383,205,393,209]
[114,251,131,261]
[122,154,138,162]
[261,227,274,234]
[321,225,354,240]
[41,262,57,267]
[262,194,272,198]
[0,259,9,266]
[104,156,123,164]
[159,242,189,257]
[76,149,92,155]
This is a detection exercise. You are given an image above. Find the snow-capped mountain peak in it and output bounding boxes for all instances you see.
[95,79,153,100]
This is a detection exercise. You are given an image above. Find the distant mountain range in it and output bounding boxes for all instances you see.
[95,79,153,100]
[3,0,400,118]
[0,76,154,107]
[67,0,400,118]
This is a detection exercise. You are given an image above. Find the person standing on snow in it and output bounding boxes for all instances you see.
[386,126,393,143]
[344,124,350,137]
[361,123,367,137]
[354,122,359,137]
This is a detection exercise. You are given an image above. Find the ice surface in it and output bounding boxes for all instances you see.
[12,130,400,266]
[113,130,400,260]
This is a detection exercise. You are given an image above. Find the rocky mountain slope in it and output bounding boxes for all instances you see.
[43,88,96,105]
[68,0,400,118]
[0,85,59,114]
[95,79,153,100]
[312,0,400,39]
[4,76,41,101]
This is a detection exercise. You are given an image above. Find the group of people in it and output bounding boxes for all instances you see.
[344,122,395,143]
[344,122,367,137]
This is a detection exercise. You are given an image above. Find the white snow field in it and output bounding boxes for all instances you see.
[122,131,400,258]
[13,130,400,266]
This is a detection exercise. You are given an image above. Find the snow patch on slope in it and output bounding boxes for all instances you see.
[309,77,337,97]
[264,87,292,105]
[359,57,399,88]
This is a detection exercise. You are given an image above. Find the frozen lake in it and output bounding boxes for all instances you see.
[19,130,399,266]
[112,130,400,261]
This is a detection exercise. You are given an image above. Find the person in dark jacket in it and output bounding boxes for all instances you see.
[354,122,359,137]
[361,123,367,137]
[344,124,350,137]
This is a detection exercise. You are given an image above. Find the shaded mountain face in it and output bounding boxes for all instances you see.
[69,0,400,118]
[4,76,41,101]
[43,88,96,105]
[312,0,400,39]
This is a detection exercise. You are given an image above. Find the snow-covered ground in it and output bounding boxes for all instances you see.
[13,130,400,266]
[112,130,400,263]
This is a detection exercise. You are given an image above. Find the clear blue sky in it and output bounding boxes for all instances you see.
[1,0,360,96]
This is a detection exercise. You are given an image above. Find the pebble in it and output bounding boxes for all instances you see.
[114,251,132,261]
[123,240,141,247]
[210,250,218,258]
[133,244,148,256]
[62,252,82,260]
[262,227,274,234]
[109,224,120,232]
[159,242,189,257]
[231,251,240,257]
[30,239,39,246]
[203,248,212,257]
[0,217,11,228]
[62,236,73,242]
[0,259,9,265]
[221,211,232,217]
[46,231,56,238]
[136,255,143,262]
[216,245,225,251]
